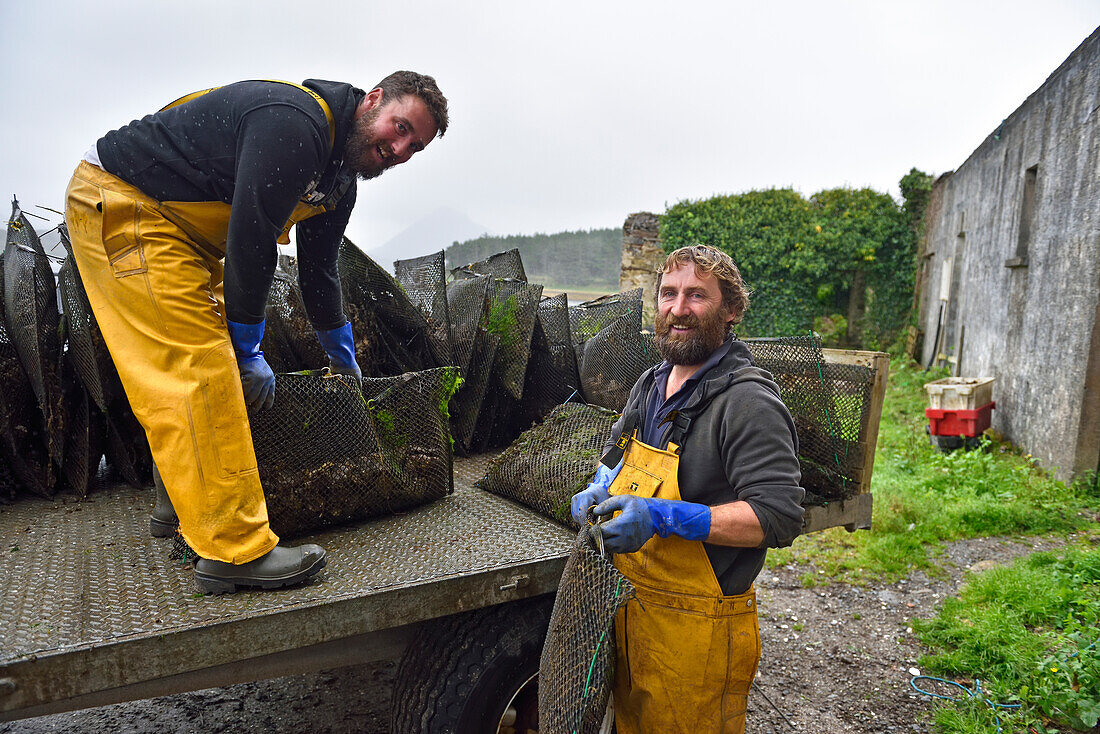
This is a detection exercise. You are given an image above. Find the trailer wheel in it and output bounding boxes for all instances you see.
[390,595,553,734]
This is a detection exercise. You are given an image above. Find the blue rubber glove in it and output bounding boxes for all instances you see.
[592,495,712,554]
[316,321,362,380]
[570,459,623,525]
[227,320,276,410]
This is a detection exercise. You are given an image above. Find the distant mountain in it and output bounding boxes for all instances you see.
[367,207,491,272]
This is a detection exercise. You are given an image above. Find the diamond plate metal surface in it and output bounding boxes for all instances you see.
[0,454,570,665]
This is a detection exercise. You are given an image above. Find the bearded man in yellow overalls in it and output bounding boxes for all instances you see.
[64,73,448,593]
[572,244,805,733]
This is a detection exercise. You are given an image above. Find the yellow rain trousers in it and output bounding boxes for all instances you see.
[64,161,325,563]
[609,433,761,734]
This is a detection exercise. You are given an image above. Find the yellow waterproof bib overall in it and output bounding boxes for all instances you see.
[609,433,761,734]
[62,83,337,563]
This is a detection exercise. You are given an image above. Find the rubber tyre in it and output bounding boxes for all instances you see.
[390,594,554,734]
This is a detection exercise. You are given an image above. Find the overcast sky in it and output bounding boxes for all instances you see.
[2,1,1098,258]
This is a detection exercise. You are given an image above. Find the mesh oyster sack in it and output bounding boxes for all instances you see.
[338,238,445,377]
[519,294,582,427]
[262,268,328,373]
[0,255,54,498]
[394,250,454,367]
[57,230,122,413]
[103,403,153,488]
[58,364,105,498]
[576,311,659,412]
[569,288,642,346]
[451,247,527,282]
[248,367,460,538]
[539,525,635,734]
[477,403,618,527]
[743,335,874,502]
[4,199,65,468]
[445,273,494,454]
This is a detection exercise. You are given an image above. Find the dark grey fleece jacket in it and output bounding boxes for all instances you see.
[604,339,805,595]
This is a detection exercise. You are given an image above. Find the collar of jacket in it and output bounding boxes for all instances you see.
[303,79,365,164]
[637,338,782,420]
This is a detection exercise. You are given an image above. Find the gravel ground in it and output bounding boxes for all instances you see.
[1,534,1077,734]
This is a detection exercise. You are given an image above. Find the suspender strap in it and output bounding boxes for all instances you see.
[160,79,336,149]
[599,409,639,469]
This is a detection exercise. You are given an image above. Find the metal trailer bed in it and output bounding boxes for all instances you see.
[0,455,573,722]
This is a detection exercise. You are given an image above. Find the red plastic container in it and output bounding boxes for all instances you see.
[925,401,995,437]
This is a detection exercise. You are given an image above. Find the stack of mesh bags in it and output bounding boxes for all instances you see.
[57,224,152,491]
[743,335,874,502]
[442,249,542,453]
[4,199,65,485]
[248,366,462,538]
[393,250,454,367]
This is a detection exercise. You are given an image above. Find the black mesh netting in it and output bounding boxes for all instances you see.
[394,250,453,367]
[58,361,104,498]
[247,367,460,538]
[262,269,328,373]
[485,278,542,400]
[103,401,153,488]
[0,452,14,504]
[445,274,494,454]
[743,336,874,502]
[339,238,445,377]
[518,294,581,427]
[451,247,527,282]
[577,311,658,411]
[569,288,643,346]
[538,526,635,734]
[477,403,618,526]
[4,199,65,469]
[0,252,54,498]
[57,233,122,412]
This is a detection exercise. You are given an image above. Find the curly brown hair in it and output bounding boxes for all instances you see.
[656,244,750,325]
[372,70,449,138]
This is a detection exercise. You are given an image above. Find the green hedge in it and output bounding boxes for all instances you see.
[659,170,930,349]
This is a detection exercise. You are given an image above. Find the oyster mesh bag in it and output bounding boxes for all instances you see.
[339,238,445,377]
[4,199,65,468]
[58,363,105,498]
[519,294,581,427]
[451,247,527,282]
[484,277,542,400]
[394,250,454,366]
[0,251,54,497]
[477,403,617,526]
[445,274,494,453]
[539,526,635,734]
[576,311,658,411]
[57,230,121,412]
[262,268,328,373]
[569,288,642,346]
[248,367,460,538]
[743,336,874,502]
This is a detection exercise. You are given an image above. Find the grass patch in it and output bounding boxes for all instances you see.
[914,543,1100,732]
[768,357,1100,582]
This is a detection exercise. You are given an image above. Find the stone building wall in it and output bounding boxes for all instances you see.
[619,212,663,329]
[918,27,1100,480]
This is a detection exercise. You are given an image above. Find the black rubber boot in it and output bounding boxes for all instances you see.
[193,544,327,594]
[149,464,179,538]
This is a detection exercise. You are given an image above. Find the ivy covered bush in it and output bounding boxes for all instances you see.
[660,169,931,349]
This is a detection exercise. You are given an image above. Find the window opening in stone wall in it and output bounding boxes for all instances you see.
[1010,165,1038,267]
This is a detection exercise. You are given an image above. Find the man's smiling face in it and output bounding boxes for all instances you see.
[654,263,734,366]
[345,89,438,181]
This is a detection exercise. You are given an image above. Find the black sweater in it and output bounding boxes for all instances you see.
[97,79,364,330]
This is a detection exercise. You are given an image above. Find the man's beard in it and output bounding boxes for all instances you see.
[654,307,729,365]
[344,106,386,181]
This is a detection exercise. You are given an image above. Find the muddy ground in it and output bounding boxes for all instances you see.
[1,534,1076,734]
